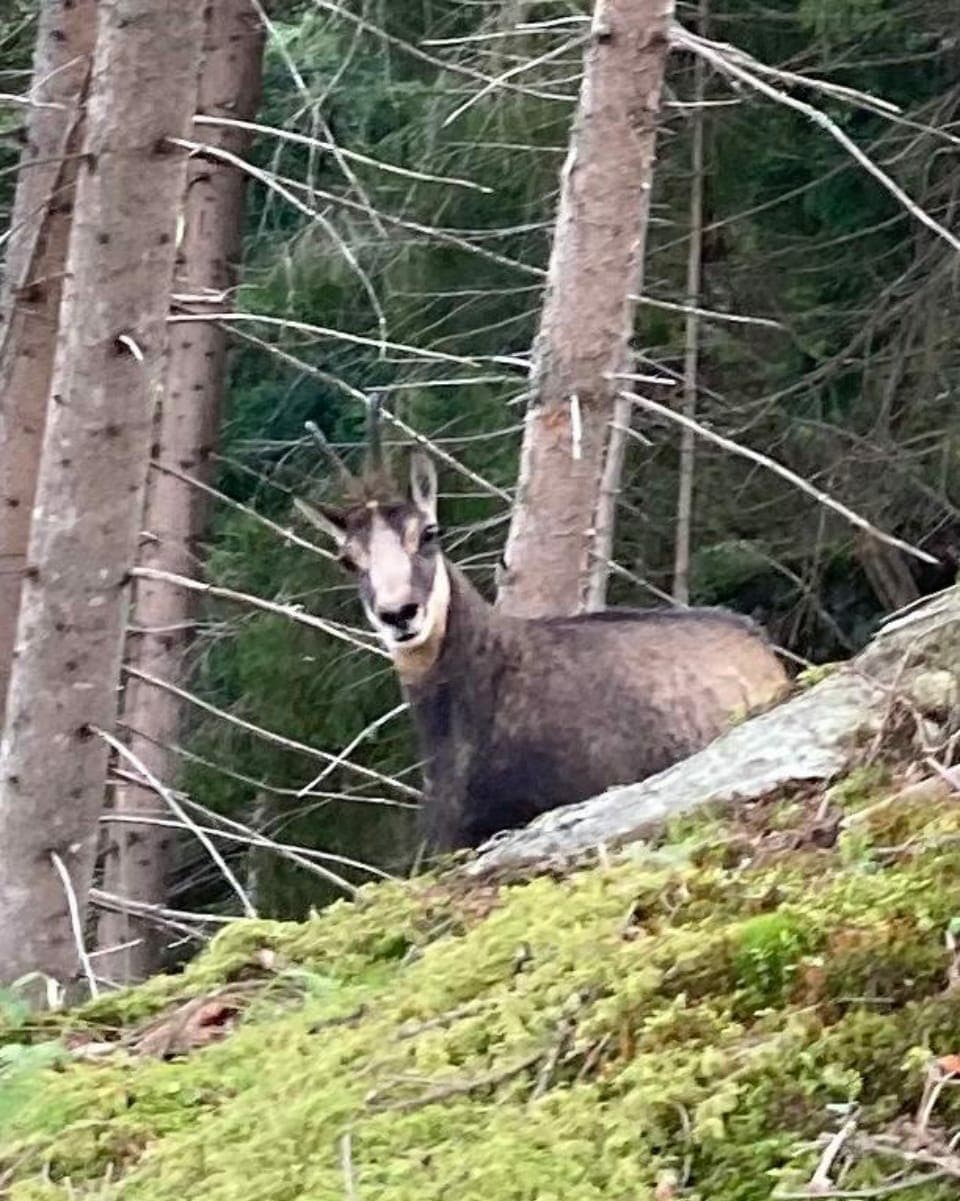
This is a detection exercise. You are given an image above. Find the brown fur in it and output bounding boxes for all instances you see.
[299,447,789,853]
[403,564,787,851]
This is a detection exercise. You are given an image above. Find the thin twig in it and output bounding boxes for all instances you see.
[94,727,257,918]
[775,1173,949,1199]
[168,308,526,371]
[131,566,386,658]
[194,114,491,192]
[673,24,960,255]
[367,1054,540,1113]
[171,137,388,352]
[149,459,337,563]
[809,1116,858,1192]
[219,330,515,503]
[99,810,372,894]
[296,702,409,797]
[312,0,572,102]
[50,852,98,998]
[123,665,421,798]
[631,293,784,329]
[442,34,588,129]
[340,1132,358,1201]
[617,390,938,566]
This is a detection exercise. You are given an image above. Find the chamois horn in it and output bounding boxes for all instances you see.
[365,390,385,475]
[304,420,354,490]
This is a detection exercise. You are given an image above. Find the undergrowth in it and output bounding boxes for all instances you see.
[2,771,960,1200]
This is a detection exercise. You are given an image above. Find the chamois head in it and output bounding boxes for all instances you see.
[296,395,449,655]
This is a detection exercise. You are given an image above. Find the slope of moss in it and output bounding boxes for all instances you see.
[3,773,960,1201]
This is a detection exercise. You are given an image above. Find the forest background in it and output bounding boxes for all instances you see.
[0,0,958,981]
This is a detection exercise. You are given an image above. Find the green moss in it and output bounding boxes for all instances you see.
[795,661,843,689]
[3,781,960,1200]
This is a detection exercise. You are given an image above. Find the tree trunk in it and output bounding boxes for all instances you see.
[97,0,265,985]
[465,588,960,879]
[496,0,676,618]
[672,2,707,606]
[0,0,98,718]
[0,0,205,1000]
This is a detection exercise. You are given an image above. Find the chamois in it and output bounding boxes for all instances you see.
[296,401,789,852]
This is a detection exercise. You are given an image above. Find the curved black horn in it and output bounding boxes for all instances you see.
[365,391,385,474]
[304,420,353,489]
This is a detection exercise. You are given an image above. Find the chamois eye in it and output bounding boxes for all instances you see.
[420,525,439,548]
[339,552,358,574]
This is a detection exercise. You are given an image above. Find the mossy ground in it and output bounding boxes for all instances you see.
[3,770,960,1200]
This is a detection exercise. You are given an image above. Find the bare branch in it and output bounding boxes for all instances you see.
[214,330,515,503]
[95,727,257,918]
[673,24,960,255]
[123,665,421,799]
[50,852,98,998]
[100,810,383,894]
[296,702,409,797]
[442,34,589,129]
[631,293,784,330]
[193,114,492,192]
[617,388,939,566]
[311,0,573,103]
[149,459,338,563]
[170,137,388,351]
[131,566,386,657]
[168,309,527,372]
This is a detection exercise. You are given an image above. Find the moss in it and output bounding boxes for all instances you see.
[795,661,843,689]
[3,778,960,1200]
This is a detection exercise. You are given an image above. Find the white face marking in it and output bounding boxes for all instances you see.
[361,513,449,654]
[366,514,413,617]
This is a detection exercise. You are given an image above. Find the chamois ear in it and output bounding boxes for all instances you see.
[409,451,438,524]
[293,497,348,547]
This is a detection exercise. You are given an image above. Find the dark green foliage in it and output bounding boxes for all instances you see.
[171,0,960,926]
[4,1,956,930]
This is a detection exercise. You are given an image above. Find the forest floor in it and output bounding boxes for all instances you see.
[3,758,960,1200]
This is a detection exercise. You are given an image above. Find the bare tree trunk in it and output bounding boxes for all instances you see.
[855,532,920,613]
[0,0,97,718]
[672,3,707,606]
[97,0,265,985]
[583,394,632,612]
[496,0,676,618]
[0,0,205,1000]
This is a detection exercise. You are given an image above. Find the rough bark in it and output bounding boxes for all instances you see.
[0,0,98,718]
[97,0,265,986]
[672,1,707,605]
[0,0,205,998]
[464,587,960,878]
[496,0,676,618]
[856,532,920,613]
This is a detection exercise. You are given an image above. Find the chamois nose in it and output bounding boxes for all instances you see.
[377,601,420,629]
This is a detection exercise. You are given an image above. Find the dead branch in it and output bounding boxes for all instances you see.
[124,665,421,799]
[50,852,98,999]
[672,24,960,255]
[365,1054,541,1114]
[95,727,257,918]
[616,390,938,566]
[131,566,386,657]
